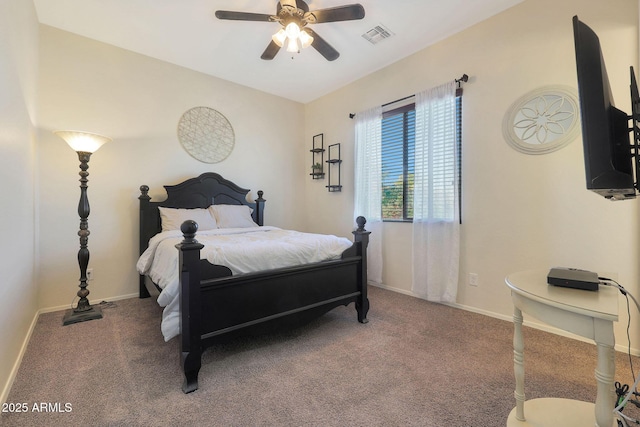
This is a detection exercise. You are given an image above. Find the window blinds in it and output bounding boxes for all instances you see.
[381,106,415,219]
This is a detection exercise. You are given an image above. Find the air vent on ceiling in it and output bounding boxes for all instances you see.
[362,24,394,45]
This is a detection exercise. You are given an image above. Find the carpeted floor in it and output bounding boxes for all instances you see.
[2,286,638,426]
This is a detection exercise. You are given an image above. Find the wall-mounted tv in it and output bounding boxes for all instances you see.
[572,15,639,200]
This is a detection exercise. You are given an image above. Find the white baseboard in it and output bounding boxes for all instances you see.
[1,292,139,405]
[371,282,640,357]
[0,309,39,405]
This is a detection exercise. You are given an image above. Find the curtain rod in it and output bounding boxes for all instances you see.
[348,74,468,119]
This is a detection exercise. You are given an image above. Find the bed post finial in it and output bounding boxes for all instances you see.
[355,216,367,232]
[180,220,199,243]
[139,185,149,198]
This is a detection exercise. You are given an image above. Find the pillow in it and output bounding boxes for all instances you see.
[209,204,258,228]
[158,207,218,232]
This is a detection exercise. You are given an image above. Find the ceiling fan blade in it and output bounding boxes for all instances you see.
[305,4,365,23]
[305,29,339,61]
[215,10,273,22]
[261,40,281,60]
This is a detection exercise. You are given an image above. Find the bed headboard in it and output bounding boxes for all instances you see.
[138,172,265,255]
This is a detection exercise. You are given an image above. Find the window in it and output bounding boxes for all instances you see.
[381,94,462,221]
[381,104,415,220]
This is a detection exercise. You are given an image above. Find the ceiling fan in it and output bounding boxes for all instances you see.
[215,0,365,61]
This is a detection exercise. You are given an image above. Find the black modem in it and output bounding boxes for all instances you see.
[547,267,599,291]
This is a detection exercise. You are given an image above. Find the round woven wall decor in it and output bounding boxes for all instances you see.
[177,106,235,163]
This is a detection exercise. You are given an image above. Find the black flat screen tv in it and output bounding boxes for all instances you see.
[572,15,639,200]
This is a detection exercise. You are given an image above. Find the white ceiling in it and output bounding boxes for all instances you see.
[33,0,523,103]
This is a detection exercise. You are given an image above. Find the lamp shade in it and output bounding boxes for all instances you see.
[285,22,301,40]
[272,29,286,47]
[286,37,300,53]
[54,130,111,153]
[299,30,314,49]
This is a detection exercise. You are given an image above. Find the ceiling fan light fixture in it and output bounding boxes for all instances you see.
[272,28,287,47]
[299,30,314,48]
[286,37,300,53]
[285,22,301,39]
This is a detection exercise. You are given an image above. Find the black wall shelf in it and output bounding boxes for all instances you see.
[310,133,325,179]
[326,143,342,192]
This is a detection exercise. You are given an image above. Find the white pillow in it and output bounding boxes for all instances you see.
[158,207,218,232]
[209,205,258,228]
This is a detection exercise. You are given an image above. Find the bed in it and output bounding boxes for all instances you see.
[137,172,370,393]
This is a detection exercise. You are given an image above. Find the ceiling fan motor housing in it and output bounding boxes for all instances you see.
[276,0,310,16]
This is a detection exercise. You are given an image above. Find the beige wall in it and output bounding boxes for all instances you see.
[36,26,306,309]
[304,0,640,351]
[0,0,39,403]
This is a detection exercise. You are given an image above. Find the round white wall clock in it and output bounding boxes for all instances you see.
[178,106,235,163]
[502,86,580,155]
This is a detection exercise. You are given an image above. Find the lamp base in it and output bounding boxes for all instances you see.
[62,305,103,326]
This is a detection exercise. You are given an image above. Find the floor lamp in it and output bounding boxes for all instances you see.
[54,130,111,326]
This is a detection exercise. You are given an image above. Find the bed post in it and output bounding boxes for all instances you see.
[177,220,204,393]
[353,216,370,323]
[254,190,265,226]
[138,185,152,298]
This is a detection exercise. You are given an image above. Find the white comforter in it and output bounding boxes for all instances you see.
[136,226,353,341]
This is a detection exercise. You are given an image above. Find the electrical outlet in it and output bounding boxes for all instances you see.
[86,269,94,281]
[469,273,478,287]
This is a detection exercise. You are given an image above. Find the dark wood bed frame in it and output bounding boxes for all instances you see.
[138,172,370,393]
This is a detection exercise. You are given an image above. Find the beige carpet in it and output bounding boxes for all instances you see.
[2,286,638,426]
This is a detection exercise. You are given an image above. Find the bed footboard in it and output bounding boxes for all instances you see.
[176,217,370,393]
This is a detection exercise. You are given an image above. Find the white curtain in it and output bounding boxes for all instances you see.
[411,81,460,303]
[354,106,383,285]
